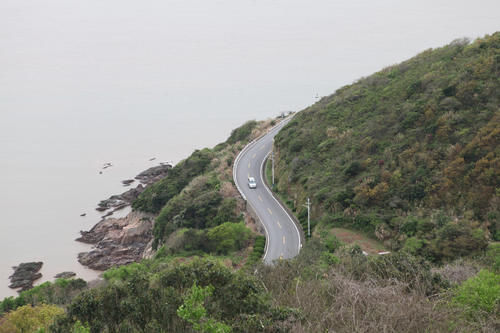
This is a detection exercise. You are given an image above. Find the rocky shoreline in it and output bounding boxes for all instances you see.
[9,262,43,292]
[77,211,154,270]
[5,163,171,293]
[76,163,171,271]
[95,164,171,215]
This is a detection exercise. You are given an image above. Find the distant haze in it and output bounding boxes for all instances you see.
[1,0,499,297]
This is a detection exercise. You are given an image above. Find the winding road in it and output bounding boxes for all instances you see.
[233,118,302,264]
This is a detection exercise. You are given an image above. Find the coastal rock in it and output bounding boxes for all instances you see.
[95,185,145,212]
[95,163,169,213]
[9,262,43,292]
[135,164,171,184]
[54,271,76,279]
[77,211,153,270]
[122,179,135,186]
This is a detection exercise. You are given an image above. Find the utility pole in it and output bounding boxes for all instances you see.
[271,149,275,186]
[303,198,311,237]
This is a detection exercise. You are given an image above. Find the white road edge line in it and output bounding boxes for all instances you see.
[260,151,302,253]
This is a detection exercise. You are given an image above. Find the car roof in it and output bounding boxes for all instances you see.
[248,177,256,181]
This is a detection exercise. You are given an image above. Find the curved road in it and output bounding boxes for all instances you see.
[234,119,302,264]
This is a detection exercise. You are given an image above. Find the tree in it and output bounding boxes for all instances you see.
[177,283,231,333]
[0,304,64,333]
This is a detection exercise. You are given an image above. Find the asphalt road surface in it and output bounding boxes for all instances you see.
[233,119,302,264]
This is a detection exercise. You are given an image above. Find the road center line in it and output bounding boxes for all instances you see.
[282,236,286,244]
[267,208,273,215]
[258,195,263,202]
[252,153,256,159]
[248,162,251,168]
[277,221,282,229]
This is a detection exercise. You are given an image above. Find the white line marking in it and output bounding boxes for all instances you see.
[277,221,282,229]
[260,152,302,253]
[248,162,251,168]
[282,236,286,244]
[267,208,273,215]
[258,195,263,202]
[252,153,256,159]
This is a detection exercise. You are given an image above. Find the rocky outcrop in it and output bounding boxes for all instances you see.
[96,185,144,212]
[134,164,172,184]
[80,163,170,270]
[9,262,43,291]
[95,163,171,214]
[54,271,76,279]
[122,179,135,186]
[77,211,154,270]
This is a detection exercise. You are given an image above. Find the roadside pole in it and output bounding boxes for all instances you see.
[271,149,275,186]
[303,198,311,237]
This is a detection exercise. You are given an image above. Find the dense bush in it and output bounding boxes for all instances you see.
[206,222,252,255]
[0,304,65,333]
[0,278,87,315]
[453,269,500,315]
[132,148,214,214]
[226,120,257,144]
[50,258,297,332]
[151,173,241,249]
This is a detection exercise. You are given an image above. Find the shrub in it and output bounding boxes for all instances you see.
[453,269,500,314]
[227,120,257,144]
[206,222,252,254]
[0,304,64,333]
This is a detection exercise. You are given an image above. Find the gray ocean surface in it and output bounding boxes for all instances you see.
[1,0,499,298]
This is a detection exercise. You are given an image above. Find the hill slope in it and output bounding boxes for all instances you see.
[274,32,500,261]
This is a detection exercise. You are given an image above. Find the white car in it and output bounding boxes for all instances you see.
[248,177,257,189]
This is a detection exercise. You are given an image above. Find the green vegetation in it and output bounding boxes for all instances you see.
[453,269,500,315]
[177,283,231,333]
[274,33,500,262]
[0,278,87,316]
[50,258,297,332]
[226,120,257,144]
[132,148,215,214]
[0,304,65,333]
[246,235,266,266]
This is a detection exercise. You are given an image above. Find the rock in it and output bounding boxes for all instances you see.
[9,262,43,292]
[95,162,169,213]
[101,211,113,219]
[54,271,76,279]
[122,179,135,186]
[149,157,156,161]
[134,164,171,185]
[95,185,144,212]
[80,213,86,217]
[77,212,154,270]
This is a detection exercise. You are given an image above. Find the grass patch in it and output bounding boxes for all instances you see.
[330,227,387,254]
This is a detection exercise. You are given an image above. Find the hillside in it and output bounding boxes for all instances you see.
[274,32,500,261]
